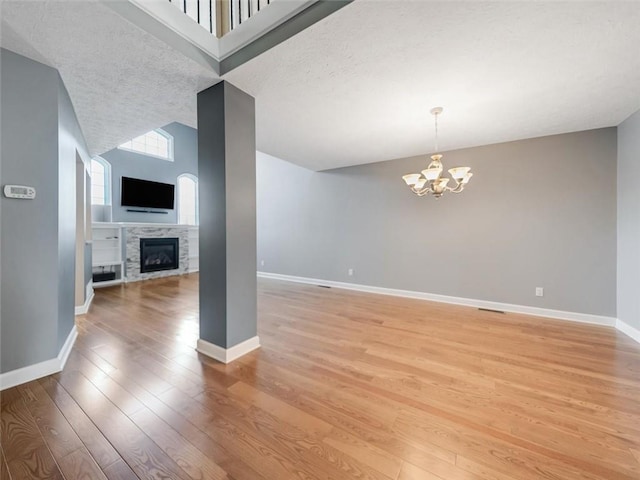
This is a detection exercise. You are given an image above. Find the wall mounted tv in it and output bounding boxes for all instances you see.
[121,176,175,210]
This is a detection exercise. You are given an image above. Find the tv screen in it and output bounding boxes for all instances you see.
[121,176,175,210]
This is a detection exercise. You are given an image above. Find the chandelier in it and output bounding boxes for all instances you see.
[402,107,473,198]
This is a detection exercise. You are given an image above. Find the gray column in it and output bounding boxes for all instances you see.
[197,81,258,363]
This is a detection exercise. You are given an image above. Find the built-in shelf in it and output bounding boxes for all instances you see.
[93,261,123,267]
[93,278,124,288]
[92,224,124,286]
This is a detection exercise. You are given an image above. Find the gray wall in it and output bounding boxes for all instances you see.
[617,110,640,330]
[257,128,617,317]
[1,49,90,372]
[85,170,93,293]
[101,122,198,224]
[198,82,257,349]
[58,79,91,347]
[224,83,257,346]
[1,49,60,371]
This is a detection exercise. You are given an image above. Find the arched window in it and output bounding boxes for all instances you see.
[90,157,111,205]
[178,174,198,225]
[118,128,174,161]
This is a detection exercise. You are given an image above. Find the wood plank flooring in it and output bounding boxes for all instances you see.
[2,273,640,479]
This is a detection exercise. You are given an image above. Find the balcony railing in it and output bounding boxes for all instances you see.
[168,0,272,37]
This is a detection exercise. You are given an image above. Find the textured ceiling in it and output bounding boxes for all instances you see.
[225,0,640,170]
[0,0,218,156]
[2,1,640,169]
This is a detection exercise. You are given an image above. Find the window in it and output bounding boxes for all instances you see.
[118,129,174,161]
[178,174,198,225]
[91,157,111,205]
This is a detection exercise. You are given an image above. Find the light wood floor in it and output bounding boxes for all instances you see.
[2,274,640,479]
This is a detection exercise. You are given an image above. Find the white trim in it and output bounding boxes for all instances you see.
[196,336,260,364]
[219,0,316,59]
[90,156,112,206]
[75,281,95,315]
[177,173,199,226]
[126,0,220,58]
[616,319,640,344]
[257,272,617,327]
[127,0,314,61]
[0,325,78,391]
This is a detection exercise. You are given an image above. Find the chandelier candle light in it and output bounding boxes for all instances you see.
[402,107,473,198]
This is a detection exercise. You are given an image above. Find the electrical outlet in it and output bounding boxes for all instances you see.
[536,287,544,297]
[260,260,265,267]
[348,268,354,276]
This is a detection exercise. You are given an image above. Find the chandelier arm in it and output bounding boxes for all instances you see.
[425,183,437,196]
[447,183,459,192]
[450,183,465,194]
[414,185,431,196]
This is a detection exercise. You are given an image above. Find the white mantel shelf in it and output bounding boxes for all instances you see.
[93,222,197,228]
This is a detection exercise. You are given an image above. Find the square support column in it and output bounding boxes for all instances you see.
[196,81,258,363]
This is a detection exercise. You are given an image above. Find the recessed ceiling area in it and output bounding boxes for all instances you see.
[2,1,640,170]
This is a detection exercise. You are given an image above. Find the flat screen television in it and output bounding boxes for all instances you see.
[121,176,175,210]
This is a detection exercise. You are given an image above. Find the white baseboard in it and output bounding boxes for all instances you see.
[75,282,94,315]
[196,336,260,364]
[257,272,617,327]
[616,319,640,344]
[0,325,78,391]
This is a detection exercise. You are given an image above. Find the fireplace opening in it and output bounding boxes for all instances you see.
[140,237,179,273]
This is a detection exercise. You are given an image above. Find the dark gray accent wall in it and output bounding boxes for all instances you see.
[101,122,198,224]
[198,81,256,349]
[617,110,640,330]
[198,83,227,347]
[257,128,617,317]
[1,49,90,372]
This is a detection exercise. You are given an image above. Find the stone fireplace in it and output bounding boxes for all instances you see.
[140,237,179,273]
[125,225,190,282]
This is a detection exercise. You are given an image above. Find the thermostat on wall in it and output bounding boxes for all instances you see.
[3,185,36,199]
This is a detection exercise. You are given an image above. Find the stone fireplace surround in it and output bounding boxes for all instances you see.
[125,225,191,282]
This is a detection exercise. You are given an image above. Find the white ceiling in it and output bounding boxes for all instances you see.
[0,0,219,156]
[225,0,640,170]
[2,0,640,170]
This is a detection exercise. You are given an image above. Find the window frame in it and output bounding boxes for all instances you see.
[90,156,112,206]
[177,173,199,226]
[117,128,174,162]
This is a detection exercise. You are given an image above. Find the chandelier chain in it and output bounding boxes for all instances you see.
[434,111,439,152]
